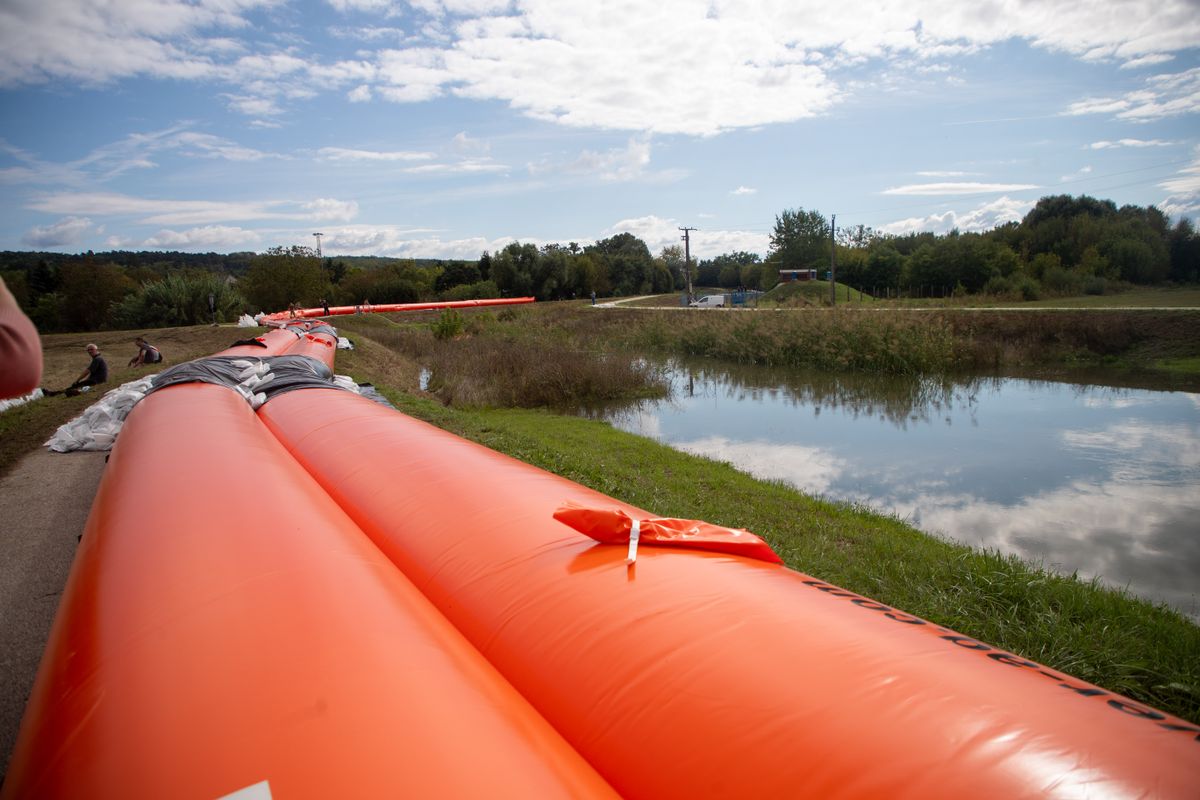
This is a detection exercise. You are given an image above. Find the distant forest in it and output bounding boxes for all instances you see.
[2,194,1197,333]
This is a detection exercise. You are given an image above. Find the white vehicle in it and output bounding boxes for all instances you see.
[689,294,726,308]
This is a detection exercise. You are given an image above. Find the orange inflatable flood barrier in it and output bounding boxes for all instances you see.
[260,296,536,322]
[260,387,1200,799]
[2,384,615,798]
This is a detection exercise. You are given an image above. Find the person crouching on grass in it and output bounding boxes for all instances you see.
[128,336,163,367]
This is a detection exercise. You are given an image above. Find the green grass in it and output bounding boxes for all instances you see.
[761,280,875,306]
[1154,356,1200,375]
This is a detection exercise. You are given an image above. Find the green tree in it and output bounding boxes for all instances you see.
[238,246,330,314]
[59,260,135,331]
[656,245,688,290]
[435,261,482,293]
[768,208,830,270]
[111,272,245,328]
[1168,219,1200,283]
[586,233,654,295]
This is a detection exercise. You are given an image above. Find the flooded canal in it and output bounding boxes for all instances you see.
[595,360,1200,620]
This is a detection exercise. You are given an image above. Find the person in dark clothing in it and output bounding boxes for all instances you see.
[128,336,162,367]
[42,343,109,397]
[74,344,108,388]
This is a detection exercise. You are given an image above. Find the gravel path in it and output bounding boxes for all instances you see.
[0,448,106,780]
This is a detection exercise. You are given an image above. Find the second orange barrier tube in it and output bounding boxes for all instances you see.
[260,387,1200,799]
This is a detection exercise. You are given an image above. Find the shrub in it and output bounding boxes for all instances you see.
[982,275,1013,296]
[110,273,245,328]
[431,308,466,340]
[1015,276,1042,301]
[1041,266,1083,296]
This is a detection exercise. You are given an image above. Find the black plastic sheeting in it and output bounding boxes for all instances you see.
[148,355,393,408]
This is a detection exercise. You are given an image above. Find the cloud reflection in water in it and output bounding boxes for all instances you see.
[600,361,1200,619]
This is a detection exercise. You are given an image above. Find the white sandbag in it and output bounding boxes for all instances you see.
[45,377,157,452]
[0,388,43,414]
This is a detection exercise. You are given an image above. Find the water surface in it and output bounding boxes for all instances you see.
[597,360,1200,619]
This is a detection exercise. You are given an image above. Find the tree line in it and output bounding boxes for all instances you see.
[2,193,1196,332]
[761,196,1199,299]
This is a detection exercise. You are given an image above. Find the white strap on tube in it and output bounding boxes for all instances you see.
[626,518,641,564]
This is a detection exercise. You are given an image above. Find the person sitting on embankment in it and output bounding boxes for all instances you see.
[128,336,163,367]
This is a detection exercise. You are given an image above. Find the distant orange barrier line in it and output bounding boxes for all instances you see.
[261,296,536,322]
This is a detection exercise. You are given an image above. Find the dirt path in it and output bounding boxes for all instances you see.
[0,448,106,779]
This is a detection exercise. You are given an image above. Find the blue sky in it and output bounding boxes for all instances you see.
[1,0,1198,261]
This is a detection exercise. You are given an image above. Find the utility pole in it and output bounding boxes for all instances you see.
[829,214,836,307]
[679,226,697,303]
[312,232,324,259]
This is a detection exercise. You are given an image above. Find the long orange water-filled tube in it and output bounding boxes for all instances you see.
[261,296,536,322]
[260,388,1200,799]
[2,385,616,799]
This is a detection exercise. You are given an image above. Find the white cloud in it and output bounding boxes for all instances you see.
[404,158,509,175]
[3,1,1199,132]
[303,197,360,221]
[1120,53,1174,70]
[882,182,1039,196]
[452,131,489,154]
[1089,138,1175,149]
[1159,149,1200,196]
[601,215,768,260]
[731,186,757,196]
[881,196,1034,235]
[318,224,510,259]
[142,225,262,249]
[29,191,361,226]
[347,84,373,102]
[675,436,846,496]
[317,147,436,162]
[1065,66,1200,122]
[21,216,94,247]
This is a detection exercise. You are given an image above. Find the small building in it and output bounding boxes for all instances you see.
[779,269,817,282]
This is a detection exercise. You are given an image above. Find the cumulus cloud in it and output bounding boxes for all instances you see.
[317,224,512,259]
[731,186,757,196]
[881,196,1034,235]
[21,216,94,247]
[142,225,262,249]
[3,1,1199,132]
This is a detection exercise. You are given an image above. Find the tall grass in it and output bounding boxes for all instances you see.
[336,312,666,408]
